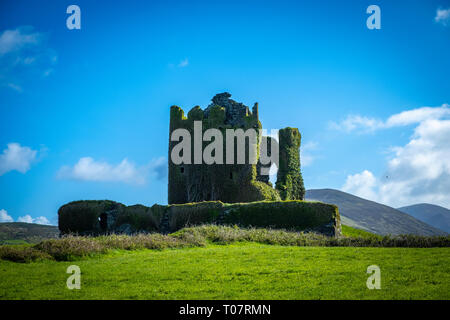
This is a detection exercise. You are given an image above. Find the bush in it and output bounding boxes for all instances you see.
[0,245,52,263]
[174,225,450,248]
[34,236,106,261]
[95,233,204,250]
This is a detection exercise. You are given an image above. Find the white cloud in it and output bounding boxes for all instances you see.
[43,69,53,77]
[386,105,450,127]
[17,214,51,225]
[0,209,52,225]
[301,141,318,167]
[379,118,450,207]
[0,26,57,91]
[0,143,37,176]
[151,157,167,180]
[435,8,450,26]
[17,214,34,223]
[331,104,450,133]
[58,156,167,185]
[0,209,14,222]
[34,216,51,225]
[178,58,189,67]
[0,28,41,55]
[6,83,23,92]
[340,104,450,208]
[330,115,384,133]
[342,170,378,201]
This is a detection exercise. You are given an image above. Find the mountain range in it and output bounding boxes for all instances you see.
[306,189,447,236]
[398,203,450,234]
[0,222,59,244]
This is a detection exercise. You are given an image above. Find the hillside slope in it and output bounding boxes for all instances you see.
[306,189,446,236]
[0,222,59,244]
[398,203,450,233]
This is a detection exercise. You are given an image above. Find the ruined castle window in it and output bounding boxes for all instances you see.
[99,213,108,231]
[230,171,233,179]
[180,166,185,174]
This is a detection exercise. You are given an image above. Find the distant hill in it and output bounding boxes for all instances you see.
[0,222,59,244]
[398,204,450,234]
[306,189,447,236]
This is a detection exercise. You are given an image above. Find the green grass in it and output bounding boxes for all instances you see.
[0,243,448,299]
[341,225,382,239]
[1,225,448,299]
[0,239,29,245]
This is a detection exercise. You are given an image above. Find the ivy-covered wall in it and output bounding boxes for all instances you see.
[58,199,341,237]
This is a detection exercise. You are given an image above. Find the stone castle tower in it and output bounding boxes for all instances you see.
[168,93,305,204]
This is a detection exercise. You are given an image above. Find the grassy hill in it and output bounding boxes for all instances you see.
[398,203,450,234]
[0,222,59,245]
[306,189,446,236]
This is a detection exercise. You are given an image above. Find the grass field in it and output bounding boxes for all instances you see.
[1,243,449,299]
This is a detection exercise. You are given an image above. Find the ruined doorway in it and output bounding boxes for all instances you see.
[99,213,108,231]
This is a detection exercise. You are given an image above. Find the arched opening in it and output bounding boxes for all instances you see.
[180,166,184,174]
[99,213,108,231]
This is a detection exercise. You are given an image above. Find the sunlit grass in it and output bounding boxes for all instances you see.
[0,243,448,299]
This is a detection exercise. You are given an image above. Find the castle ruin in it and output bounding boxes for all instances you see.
[168,92,305,204]
[57,93,340,237]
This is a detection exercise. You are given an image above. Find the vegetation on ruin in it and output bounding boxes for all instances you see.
[58,199,339,235]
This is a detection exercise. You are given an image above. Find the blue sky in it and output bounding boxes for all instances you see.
[0,0,449,224]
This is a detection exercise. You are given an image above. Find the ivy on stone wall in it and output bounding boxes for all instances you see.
[276,127,305,200]
[58,199,341,237]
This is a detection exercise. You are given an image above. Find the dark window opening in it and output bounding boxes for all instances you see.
[230,171,233,179]
[99,213,108,231]
[180,166,184,174]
